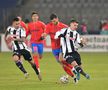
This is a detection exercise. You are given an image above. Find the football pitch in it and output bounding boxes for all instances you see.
[0,52,108,90]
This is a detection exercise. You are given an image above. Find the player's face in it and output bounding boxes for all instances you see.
[32,14,39,22]
[70,22,78,30]
[51,18,59,25]
[13,21,20,29]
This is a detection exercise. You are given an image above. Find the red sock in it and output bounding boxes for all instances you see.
[33,55,39,69]
[61,61,74,77]
[61,60,73,69]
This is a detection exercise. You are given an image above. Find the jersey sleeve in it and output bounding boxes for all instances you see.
[41,22,46,32]
[21,28,26,37]
[6,26,11,32]
[76,32,84,47]
[76,33,81,43]
[55,28,67,39]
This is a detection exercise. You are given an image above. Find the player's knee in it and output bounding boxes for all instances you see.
[12,55,20,61]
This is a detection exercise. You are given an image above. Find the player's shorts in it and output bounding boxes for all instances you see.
[13,49,32,61]
[52,48,62,57]
[31,43,43,55]
[52,48,62,61]
[65,51,81,65]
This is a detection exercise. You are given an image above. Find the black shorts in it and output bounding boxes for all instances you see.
[65,51,82,65]
[13,49,32,61]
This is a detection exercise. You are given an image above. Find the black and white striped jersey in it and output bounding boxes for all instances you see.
[55,27,82,57]
[6,26,29,51]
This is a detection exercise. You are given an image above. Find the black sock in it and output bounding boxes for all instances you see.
[75,65,86,77]
[31,63,39,75]
[73,69,78,74]
[15,60,27,74]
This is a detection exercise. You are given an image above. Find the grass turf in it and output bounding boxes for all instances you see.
[0,52,108,90]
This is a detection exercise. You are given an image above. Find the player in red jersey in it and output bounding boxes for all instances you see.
[43,13,68,63]
[42,14,78,81]
[26,11,46,80]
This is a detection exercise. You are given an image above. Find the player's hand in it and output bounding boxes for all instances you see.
[38,36,45,41]
[80,37,88,45]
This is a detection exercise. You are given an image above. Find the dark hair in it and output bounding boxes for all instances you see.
[25,19,30,23]
[50,13,58,20]
[12,17,19,22]
[31,11,38,16]
[69,18,79,24]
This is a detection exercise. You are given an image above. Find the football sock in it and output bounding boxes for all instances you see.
[61,61,74,77]
[31,63,39,75]
[63,65,74,77]
[75,65,86,77]
[15,60,27,74]
[33,55,39,69]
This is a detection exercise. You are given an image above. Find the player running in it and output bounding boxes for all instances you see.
[4,17,41,80]
[55,18,90,81]
[26,11,46,80]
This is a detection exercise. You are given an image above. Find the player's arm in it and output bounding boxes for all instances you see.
[54,28,66,39]
[38,22,46,41]
[80,37,88,46]
[39,24,48,41]
[77,33,88,47]
[4,28,14,41]
[4,28,14,50]
[4,30,9,41]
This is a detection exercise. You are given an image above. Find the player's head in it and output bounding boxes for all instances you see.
[12,17,20,29]
[17,16,22,21]
[50,13,59,25]
[31,11,39,22]
[69,19,79,30]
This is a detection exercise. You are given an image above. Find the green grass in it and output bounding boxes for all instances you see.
[0,52,108,90]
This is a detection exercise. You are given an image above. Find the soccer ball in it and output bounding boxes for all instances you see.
[60,75,69,84]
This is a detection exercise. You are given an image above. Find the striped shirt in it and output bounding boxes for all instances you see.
[7,26,29,51]
[55,27,82,58]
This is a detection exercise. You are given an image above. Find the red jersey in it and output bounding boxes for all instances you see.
[46,22,68,49]
[27,21,46,43]
[20,21,28,31]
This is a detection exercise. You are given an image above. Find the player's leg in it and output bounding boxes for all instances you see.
[59,53,78,75]
[52,49,61,63]
[31,43,40,70]
[61,60,78,83]
[61,60,74,77]
[36,43,44,73]
[37,43,44,59]
[59,53,78,83]
[74,52,90,79]
[22,49,42,80]
[12,51,28,77]
[66,55,90,79]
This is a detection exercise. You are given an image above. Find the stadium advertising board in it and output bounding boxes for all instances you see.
[1,34,108,52]
[79,35,108,52]
[44,35,108,52]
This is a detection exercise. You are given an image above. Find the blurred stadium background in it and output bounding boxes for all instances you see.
[0,0,108,34]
